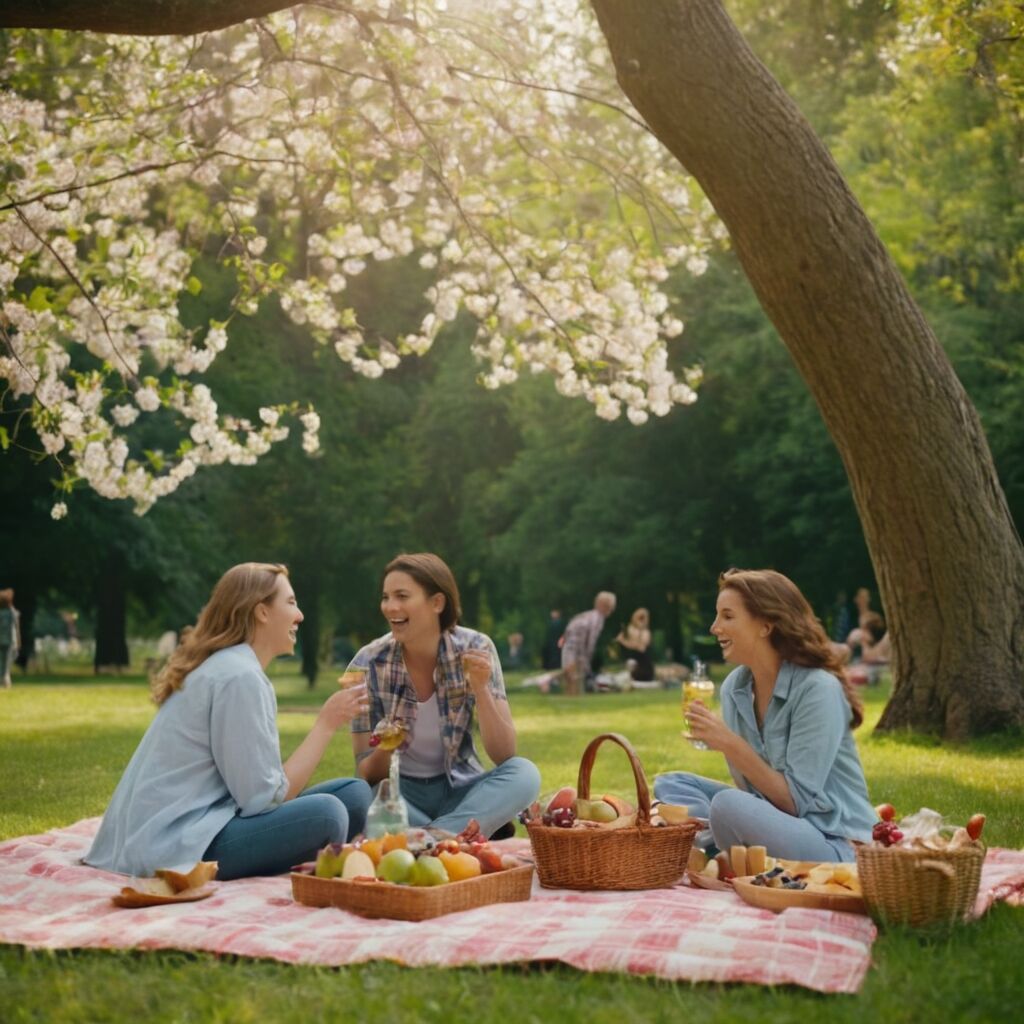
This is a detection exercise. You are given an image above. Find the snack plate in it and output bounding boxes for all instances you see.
[687,870,733,892]
[112,884,216,908]
[732,875,867,915]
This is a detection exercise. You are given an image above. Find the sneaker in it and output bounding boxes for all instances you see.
[489,821,517,840]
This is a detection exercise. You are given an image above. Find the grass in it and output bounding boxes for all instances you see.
[2,667,1023,1022]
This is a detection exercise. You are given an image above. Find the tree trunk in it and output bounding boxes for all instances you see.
[0,1,295,34]
[590,0,1024,738]
[94,553,129,671]
[294,567,320,688]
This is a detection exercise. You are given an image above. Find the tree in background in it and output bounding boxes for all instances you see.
[2,0,1022,736]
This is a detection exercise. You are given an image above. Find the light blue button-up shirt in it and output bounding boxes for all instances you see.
[720,662,875,842]
[85,644,290,876]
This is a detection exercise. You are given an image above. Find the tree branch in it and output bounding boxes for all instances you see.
[0,0,300,35]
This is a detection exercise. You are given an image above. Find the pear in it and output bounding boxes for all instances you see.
[588,800,618,823]
[314,842,349,879]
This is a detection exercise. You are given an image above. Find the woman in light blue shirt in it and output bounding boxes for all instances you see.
[655,569,876,863]
[86,563,372,879]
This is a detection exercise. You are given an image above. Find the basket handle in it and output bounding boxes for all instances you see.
[916,857,956,911]
[576,733,653,825]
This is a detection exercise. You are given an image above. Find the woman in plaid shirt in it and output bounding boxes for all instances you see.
[348,553,540,838]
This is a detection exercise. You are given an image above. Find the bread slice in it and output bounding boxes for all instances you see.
[730,844,748,877]
[746,845,767,876]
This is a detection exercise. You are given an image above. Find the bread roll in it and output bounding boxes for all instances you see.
[746,845,767,876]
[730,844,748,877]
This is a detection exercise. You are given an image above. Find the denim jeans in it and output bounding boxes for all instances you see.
[653,771,855,863]
[398,756,541,838]
[204,777,372,879]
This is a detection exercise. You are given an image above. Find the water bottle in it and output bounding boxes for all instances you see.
[364,751,410,838]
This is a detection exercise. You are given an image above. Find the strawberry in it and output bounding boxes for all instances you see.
[966,813,986,841]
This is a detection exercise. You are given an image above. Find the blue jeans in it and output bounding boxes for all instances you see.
[653,771,855,863]
[398,757,541,838]
[204,777,372,879]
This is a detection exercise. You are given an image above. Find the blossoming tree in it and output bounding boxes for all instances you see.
[2,0,1023,738]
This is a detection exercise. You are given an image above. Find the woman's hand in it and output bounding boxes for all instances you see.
[461,649,493,697]
[316,683,369,732]
[685,700,735,754]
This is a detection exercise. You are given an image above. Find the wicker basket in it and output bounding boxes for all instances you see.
[291,863,533,921]
[526,732,698,890]
[855,842,984,928]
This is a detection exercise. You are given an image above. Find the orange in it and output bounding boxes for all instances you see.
[382,832,409,853]
[360,837,385,865]
[438,850,482,882]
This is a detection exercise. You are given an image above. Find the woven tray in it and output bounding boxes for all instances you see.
[291,863,533,921]
[527,732,698,890]
[855,842,984,927]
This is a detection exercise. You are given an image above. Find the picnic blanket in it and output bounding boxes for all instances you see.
[2,820,1023,993]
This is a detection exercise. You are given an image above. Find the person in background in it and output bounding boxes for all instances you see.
[616,607,655,682]
[86,563,371,878]
[348,553,540,839]
[541,609,565,670]
[654,569,874,863]
[0,589,20,688]
[560,591,617,696]
[845,612,891,686]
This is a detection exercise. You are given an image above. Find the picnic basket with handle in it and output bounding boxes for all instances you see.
[855,842,984,927]
[526,732,698,890]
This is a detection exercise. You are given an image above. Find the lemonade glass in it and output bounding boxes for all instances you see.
[682,661,715,750]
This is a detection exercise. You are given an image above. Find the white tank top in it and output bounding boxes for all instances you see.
[401,692,447,778]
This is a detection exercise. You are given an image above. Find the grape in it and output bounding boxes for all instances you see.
[550,807,576,828]
[872,820,904,847]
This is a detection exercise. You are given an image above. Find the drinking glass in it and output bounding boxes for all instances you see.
[682,660,715,749]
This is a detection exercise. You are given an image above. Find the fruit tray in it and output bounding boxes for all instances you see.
[291,863,534,921]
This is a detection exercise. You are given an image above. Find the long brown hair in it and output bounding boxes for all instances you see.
[382,553,461,632]
[719,568,864,728]
[152,563,288,705]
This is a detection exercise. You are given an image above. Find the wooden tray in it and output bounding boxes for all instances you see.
[291,864,534,921]
[687,870,734,892]
[732,876,867,916]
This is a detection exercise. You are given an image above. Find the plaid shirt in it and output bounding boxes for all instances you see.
[348,626,506,786]
[560,608,606,671]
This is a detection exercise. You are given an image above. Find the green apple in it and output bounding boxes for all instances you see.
[376,848,416,884]
[410,855,450,887]
[574,797,594,820]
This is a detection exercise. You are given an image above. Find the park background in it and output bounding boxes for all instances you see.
[2,2,1023,1020]
[2,2,1021,685]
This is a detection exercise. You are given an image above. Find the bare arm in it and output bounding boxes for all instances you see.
[463,649,517,764]
[282,684,367,800]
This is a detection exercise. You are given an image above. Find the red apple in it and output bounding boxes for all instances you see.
[874,803,896,822]
[546,786,577,813]
[966,813,986,841]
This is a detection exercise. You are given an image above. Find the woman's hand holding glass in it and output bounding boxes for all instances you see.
[319,675,369,730]
[461,649,493,696]
[683,700,732,753]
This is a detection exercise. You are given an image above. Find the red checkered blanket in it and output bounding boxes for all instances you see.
[3,820,1023,993]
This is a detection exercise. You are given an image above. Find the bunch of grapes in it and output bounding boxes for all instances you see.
[544,807,576,829]
[872,820,905,847]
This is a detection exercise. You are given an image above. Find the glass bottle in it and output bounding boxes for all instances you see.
[364,749,410,838]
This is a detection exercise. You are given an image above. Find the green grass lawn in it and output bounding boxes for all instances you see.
[2,668,1022,1022]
